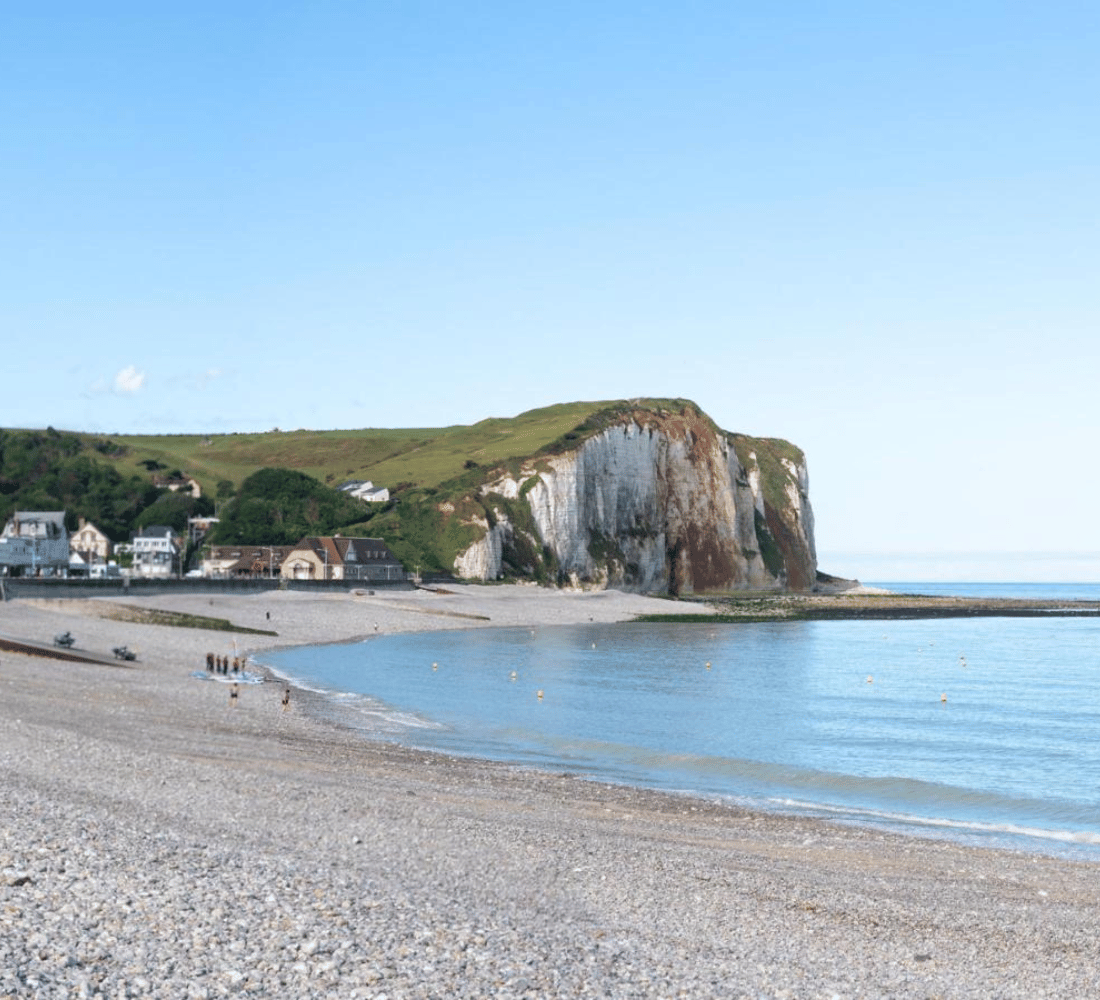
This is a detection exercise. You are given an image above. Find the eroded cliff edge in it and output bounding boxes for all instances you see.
[451,402,816,594]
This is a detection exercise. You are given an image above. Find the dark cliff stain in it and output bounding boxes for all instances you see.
[753,509,785,580]
[643,412,728,594]
[681,521,737,594]
[763,503,813,591]
[666,538,683,596]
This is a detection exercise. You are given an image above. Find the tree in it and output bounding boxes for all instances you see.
[208,468,368,546]
[0,430,157,540]
[134,491,215,535]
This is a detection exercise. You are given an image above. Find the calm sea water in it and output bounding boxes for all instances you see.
[872,581,1100,601]
[261,583,1100,860]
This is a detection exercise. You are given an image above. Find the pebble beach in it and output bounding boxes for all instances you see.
[2,585,1098,999]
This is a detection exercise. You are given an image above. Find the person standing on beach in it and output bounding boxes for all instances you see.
[282,687,290,711]
[229,682,239,707]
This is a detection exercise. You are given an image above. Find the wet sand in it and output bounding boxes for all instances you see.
[1,586,1098,997]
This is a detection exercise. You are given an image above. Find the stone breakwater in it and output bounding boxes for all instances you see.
[2,587,1099,999]
[678,589,1100,620]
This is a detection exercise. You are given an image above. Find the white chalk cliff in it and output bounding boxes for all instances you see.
[452,404,816,594]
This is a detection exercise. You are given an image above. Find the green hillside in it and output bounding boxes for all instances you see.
[74,400,617,500]
[2,399,682,545]
[2,398,776,580]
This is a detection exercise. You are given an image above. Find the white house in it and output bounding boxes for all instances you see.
[131,526,181,578]
[338,480,390,503]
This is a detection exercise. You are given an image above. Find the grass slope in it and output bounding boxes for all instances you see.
[71,402,611,499]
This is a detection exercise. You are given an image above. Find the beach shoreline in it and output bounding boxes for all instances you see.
[2,585,1098,997]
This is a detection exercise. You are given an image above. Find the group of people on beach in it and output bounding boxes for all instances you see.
[205,652,241,675]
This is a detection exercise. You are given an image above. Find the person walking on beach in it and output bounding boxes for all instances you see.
[282,687,290,711]
[206,652,215,672]
[229,682,239,707]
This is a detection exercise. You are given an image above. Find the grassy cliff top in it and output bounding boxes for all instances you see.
[51,399,738,498]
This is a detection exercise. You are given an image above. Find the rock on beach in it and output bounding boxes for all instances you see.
[1,585,1098,998]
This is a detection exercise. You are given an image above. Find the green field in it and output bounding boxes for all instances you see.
[79,400,621,499]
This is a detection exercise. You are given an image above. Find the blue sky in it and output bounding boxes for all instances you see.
[4,3,1098,580]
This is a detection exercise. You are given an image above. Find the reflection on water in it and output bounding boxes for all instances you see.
[263,616,1100,858]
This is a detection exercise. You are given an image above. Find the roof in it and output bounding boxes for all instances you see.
[291,535,400,565]
[153,475,198,486]
[14,511,66,524]
[134,525,177,538]
[335,537,396,561]
[206,545,293,559]
[294,536,343,563]
[206,545,294,573]
[225,549,292,574]
[4,511,67,538]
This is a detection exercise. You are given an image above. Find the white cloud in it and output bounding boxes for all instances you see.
[113,366,145,394]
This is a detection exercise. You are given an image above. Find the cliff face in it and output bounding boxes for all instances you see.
[453,405,816,594]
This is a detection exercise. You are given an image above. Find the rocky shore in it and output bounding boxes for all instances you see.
[2,586,1098,998]
[664,587,1100,621]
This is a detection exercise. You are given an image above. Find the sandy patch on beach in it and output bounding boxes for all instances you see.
[1,585,1098,998]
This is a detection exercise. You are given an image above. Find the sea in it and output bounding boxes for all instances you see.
[260,582,1100,861]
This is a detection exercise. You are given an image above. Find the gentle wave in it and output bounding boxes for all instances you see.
[770,798,1100,850]
[261,662,445,732]
[501,729,1100,827]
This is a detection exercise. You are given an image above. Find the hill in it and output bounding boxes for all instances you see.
[1,399,817,592]
[75,401,611,500]
[0,404,603,539]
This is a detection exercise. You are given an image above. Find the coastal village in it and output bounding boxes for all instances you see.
[0,476,404,583]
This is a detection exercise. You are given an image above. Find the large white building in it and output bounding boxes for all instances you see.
[131,525,181,578]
